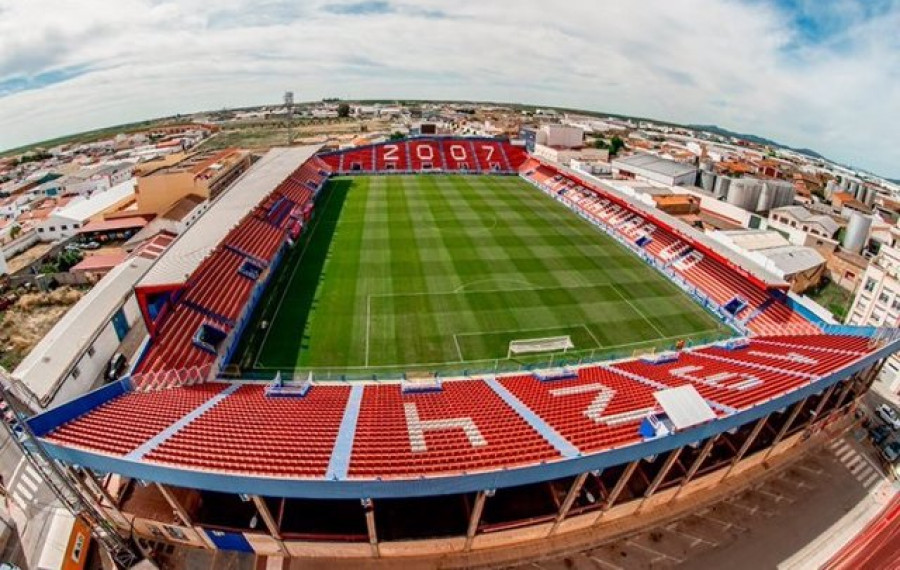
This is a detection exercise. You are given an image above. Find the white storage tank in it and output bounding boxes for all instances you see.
[700,170,717,193]
[843,211,872,254]
[714,176,731,199]
[727,179,761,211]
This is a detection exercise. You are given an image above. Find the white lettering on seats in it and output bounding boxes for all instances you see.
[549,383,655,426]
[416,144,434,160]
[449,144,467,161]
[382,144,399,161]
[669,365,761,391]
[404,402,486,453]
[748,350,818,365]
[481,145,495,161]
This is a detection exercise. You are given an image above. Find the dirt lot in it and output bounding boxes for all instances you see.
[5,242,54,273]
[0,286,85,369]
[196,119,392,153]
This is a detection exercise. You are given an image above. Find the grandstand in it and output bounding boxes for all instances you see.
[6,136,900,566]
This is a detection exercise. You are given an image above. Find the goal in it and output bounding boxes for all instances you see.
[508,336,574,358]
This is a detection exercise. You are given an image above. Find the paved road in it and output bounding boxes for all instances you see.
[0,427,66,568]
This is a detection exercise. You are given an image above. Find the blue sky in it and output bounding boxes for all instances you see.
[0,0,897,177]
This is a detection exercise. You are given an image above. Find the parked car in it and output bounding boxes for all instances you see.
[105,352,127,382]
[877,404,900,430]
[78,241,100,250]
[879,439,900,463]
[870,424,893,446]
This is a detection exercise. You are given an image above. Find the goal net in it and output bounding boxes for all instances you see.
[508,336,574,358]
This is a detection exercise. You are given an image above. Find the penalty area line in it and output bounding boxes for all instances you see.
[453,334,465,362]
[365,295,372,368]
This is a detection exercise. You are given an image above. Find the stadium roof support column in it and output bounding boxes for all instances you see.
[464,490,490,551]
[594,460,639,525]
[723,416,768,479]
[859,359,888,395]
[548,472,590,536]
[250,495,288,556]
[805,384,838,429]
[155,483,192,527]
[636,447,683,512]
[672,435,718,502]
[77,467,120,514]
[363,499,379,557]
[833,374,858,410]
[763,396,809,462]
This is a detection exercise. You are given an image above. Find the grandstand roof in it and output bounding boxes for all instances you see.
[138,146,320,288]
[11,256,155,409]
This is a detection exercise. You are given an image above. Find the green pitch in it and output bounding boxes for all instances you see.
[233,175,732,376]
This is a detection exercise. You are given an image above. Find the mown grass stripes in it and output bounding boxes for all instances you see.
[233,175,732,374]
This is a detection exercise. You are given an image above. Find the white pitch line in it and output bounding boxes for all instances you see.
[453,334,465,362]
[582,324,604,349]
[253,187,339,367]
[452,277,534,294]
[365,295,372,367]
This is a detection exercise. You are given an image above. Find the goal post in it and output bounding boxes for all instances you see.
[508,336,574,358]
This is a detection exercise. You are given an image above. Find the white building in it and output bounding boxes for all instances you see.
[709,229,826,292]
[767,206,840,243]
[0,194,30,219]
[532,145,608,167]
[36,178,136,241]
[62,163,133,197]
[536,124,584,149]
[847,244,900,394]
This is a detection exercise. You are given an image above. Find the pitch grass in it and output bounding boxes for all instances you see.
[232,175,732,376]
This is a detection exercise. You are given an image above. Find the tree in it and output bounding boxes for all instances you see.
[337,103,351,118]
[389,131,405,141]
[608,135,625,156]
[592,138,609,150]
[60,249,83,271]
[9,225,21,240]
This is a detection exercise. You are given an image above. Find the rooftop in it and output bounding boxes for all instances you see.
[55,179,136,222]
[70,252,127,272]
[78,216,148,234]
[771,205,841,235]
[718,229,791,251]
[612,152,697,178]
[161,194,205,221]
[150,148,245,178]
[760,245,826,275]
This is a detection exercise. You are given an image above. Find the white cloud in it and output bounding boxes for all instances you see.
[0,0,897,176]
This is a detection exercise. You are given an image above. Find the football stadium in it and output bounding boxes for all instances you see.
[6,137,900,566]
